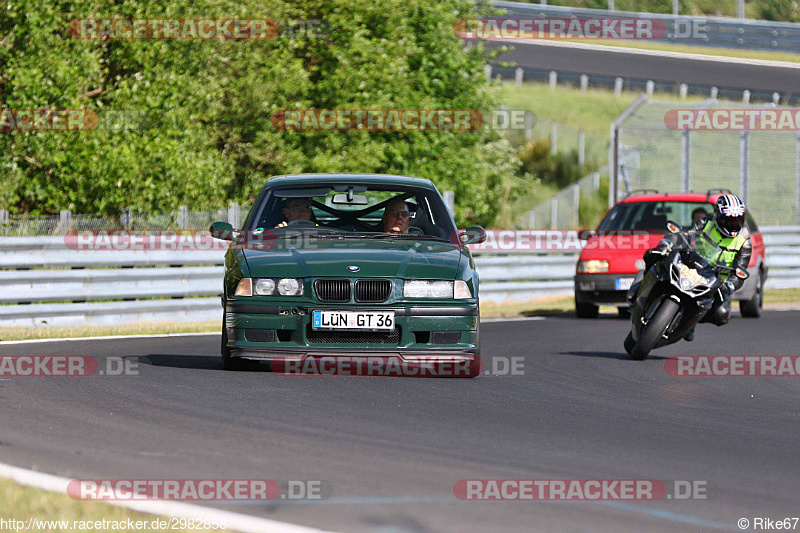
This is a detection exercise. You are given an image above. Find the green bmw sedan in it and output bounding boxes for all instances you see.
[210,174,486,376]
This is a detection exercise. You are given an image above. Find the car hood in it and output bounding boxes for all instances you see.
[242,239,465,280]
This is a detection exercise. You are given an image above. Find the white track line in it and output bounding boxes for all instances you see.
[512,38,800,69]
[0,462,333,533]
[0,332,218,345]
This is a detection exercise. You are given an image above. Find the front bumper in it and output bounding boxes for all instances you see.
[574,273,636,306]
[224,301,479,360]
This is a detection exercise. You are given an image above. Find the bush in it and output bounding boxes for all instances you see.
[518,139,595,189]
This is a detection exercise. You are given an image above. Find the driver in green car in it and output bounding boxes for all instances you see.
[275,197,316,228]
[382,199,410,234]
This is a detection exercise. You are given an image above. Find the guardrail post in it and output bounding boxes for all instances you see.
[524,111,533,142]
[515,67,524,86]
[672,0,679,15]
[443,190,455,216]
[528,211,536,229]
[740,131,749,205]
[797,134,800,225]
[578,129,585,167]
[580,74,588,92]
[572,183,580,227]
[608,0,614,11]
[679,83,688,99]
[484,65,492,83]
[681,130,691,193]
[614,77,623,96]
[550,121,558,155]
[737,0,745,19]
[549,71,557,89]
[227,202,241,228]
[773,92,780,105]
[646,80,654,97]
[0,209,8,236]
[550,197,558,229]
[710,86,718,99]
[593,172,600,192]
[177,205,189,229]
[120,207,132,230]
[59,209,72,235]
[743,90,750,104]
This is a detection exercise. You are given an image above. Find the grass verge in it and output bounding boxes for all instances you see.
[0,321,218,342]
[0,478,216,532]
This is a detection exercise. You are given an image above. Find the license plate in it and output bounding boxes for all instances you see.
[616,277,634,291]
[312,310,395,331]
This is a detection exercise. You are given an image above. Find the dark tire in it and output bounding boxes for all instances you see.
[739,272,763,318]
[617,306,631,319]
[631,298,680,360]
[221,314,259,371]
[575,297,599,319]
[624,332,636,355]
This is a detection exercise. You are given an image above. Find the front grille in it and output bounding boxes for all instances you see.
[315,279,351,302]
[355,279,392,303]
[307,326,401,344]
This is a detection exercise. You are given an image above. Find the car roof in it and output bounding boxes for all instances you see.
[621,192,720,204]
[265,173,436,189]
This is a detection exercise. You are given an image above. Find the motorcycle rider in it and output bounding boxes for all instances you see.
[627,194,752,341]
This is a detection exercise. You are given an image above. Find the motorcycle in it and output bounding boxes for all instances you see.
[624,221,749,360]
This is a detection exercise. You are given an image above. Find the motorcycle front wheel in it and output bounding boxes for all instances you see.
[631,298,680,360]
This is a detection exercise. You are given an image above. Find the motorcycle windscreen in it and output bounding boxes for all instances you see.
[689,233,727,268]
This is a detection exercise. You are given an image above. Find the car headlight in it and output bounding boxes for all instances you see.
[577,260,609,274]
[237,277,304,296]
[678,264,710,290]
[404,280,455,299]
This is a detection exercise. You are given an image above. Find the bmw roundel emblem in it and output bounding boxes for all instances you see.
[347,265,360,272]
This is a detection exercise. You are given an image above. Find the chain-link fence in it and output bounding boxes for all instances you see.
[519,169,609,229]
[0,204,248,236]
[611,97,800,226]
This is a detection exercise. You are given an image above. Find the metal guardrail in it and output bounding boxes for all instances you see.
[496,1,800,53]
[0,226,798,326]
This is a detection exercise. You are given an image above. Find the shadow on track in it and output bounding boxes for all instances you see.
[136,354,224,370]
[559,351,669,361]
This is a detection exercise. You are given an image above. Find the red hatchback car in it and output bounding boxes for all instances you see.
[574,190,767,319]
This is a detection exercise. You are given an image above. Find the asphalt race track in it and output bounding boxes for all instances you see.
[487,40,800,93]
[1,311,799,532]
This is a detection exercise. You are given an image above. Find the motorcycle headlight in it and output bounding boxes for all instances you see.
[678,264,710,290]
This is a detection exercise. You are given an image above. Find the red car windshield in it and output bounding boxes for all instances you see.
[598,201,711,231]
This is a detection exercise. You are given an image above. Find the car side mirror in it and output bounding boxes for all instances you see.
[460,226,486,245]
[578,229,596,241]
[666,221,681,233]
[735,268,749,280]
[210,221,234,241]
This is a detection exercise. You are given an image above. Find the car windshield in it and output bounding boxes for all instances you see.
[598,201,711,232]
[245,182,456,241]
